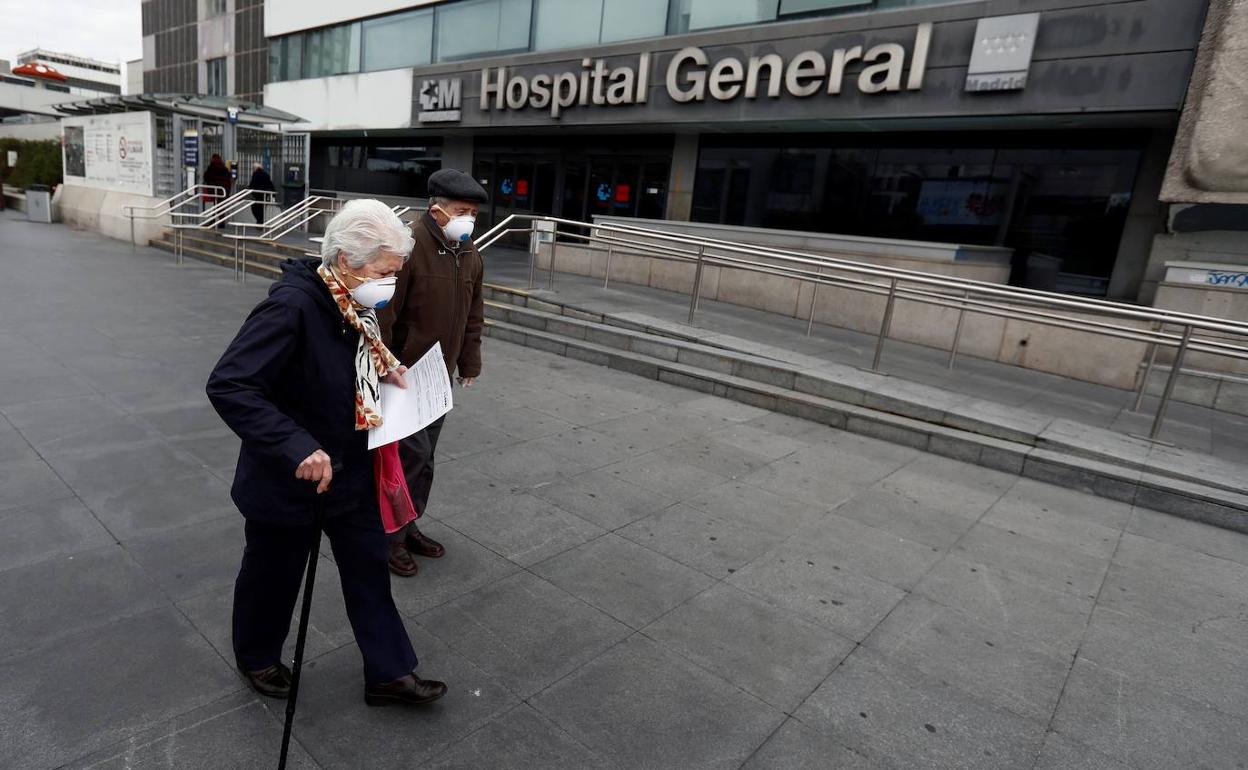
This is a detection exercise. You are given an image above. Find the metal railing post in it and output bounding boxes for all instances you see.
[947,289,970,370]
[129,215,136,253]
[687,244,707,325]
[527,223,539,290]
[805,268,822,337]
[603,244,614,289]
[241,241,247,284]
[1149,324,1193,440]
[551,232,561,289]
[1132,321,1162,413]
[872,277,900,372]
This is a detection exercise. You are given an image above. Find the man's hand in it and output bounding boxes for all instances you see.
[458,376,476,388]
[384,365,408,389]
[296,449,333,494]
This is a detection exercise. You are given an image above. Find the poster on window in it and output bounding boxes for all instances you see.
[61,111,156,196]
[915,179,1007,226]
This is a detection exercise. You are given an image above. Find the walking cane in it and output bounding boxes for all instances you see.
[278,464,339,770]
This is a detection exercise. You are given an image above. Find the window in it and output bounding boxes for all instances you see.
[304,23,361,77]
[779,0,871,13]
[363,9,434,71]
[601,0,668,43]
[206,57,226,96]
[435,0,532,62]
[668,0,779,33]
[206,0,228,17]
[533,0,602,51]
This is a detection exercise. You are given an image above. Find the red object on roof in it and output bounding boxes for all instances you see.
[12,62,68,81]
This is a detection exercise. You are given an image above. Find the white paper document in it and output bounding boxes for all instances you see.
[368,342,454,449]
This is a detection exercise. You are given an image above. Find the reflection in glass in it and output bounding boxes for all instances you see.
[669,0,780,33]
[363,10,433,71]
[534,0,603,51]
[436,0,533,62]
[601,0,669,43]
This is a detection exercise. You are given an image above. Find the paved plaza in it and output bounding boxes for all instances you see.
[2,212,1248,769]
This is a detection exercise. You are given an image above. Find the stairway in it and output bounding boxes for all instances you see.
[481,283,1248,533]
[148,227,312,280]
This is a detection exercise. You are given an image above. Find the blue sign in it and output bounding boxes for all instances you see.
[500,178,514,195]
[596,183,612,202]
[182,136,198,167]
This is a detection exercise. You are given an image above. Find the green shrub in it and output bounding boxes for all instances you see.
[0,138,63,190]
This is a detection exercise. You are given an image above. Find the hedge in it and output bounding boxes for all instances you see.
[0,138,63,190]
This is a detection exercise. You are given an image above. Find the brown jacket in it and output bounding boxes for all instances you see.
[378,213,484,378]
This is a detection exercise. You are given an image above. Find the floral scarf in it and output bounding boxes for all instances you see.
[317,265,401,430]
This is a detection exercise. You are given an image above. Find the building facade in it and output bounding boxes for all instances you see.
[262,0,1211,300]
[14,49,121,96]
[142,0,268,102]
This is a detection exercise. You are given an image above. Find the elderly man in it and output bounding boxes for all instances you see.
[378,168,487,576]
[207,199,446,707]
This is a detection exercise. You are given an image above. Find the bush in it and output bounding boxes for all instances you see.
[0,138,63,190]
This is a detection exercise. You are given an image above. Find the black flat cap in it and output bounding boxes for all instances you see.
[427,168,488,204]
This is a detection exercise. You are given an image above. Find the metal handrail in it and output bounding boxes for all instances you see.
[171,188,278,228]
[477,213,1248,439]
[220,196,346,283]
[122,184,225,252]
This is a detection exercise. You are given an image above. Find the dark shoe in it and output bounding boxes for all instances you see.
[238,662,292,699]
[388,541,419,577]
[405,527,445,559]
[364,673,448,707]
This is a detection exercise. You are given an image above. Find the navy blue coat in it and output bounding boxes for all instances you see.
[207,258,374,525]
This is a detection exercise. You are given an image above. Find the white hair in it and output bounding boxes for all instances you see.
[320,199,415,269]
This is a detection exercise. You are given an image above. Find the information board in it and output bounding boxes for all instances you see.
[61,111,156,196]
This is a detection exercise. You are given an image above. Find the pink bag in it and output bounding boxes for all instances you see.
[374,442,419,534]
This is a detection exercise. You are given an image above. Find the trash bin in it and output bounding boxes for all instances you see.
[26,184,51,224]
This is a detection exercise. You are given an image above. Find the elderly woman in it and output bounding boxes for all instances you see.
[207,199,445,707]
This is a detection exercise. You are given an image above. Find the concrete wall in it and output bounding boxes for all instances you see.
[1139,229,1248,305]
[0,121,61,141]
[56,184,171,247]
[533,240,1147,389]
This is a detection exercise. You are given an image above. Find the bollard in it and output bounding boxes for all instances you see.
[947,289,969,370]
[687,245,707,325]
[872,278,899,372]
[805,268,821,337]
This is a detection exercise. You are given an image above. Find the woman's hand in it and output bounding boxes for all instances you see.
[296,449,333,494]
[383,365,408,389]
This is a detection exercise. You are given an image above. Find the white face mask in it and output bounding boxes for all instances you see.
[348,276,397,310]
[435,207,476,243]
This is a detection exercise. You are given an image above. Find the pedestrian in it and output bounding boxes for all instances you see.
[207,198,447,708]
[247,162,276,224]
[377,168,487,577]
[203,153,232,206]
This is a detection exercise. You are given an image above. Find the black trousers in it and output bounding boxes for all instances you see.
[232,507,418,685]
[388,415,445,542]
[250,203,265,224]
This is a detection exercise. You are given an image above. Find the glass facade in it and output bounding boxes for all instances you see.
[268,0,964,82]
[692,134,1144,289]
[310,139,443,197]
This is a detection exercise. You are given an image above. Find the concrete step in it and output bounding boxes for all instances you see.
[481,299,1248,533]
[148,236,282,279]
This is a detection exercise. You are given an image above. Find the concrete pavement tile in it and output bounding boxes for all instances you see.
[45,439,205,493]
[738,453,865,510]
[643,583,855,712]
[0,373,98,408]
[727,544,907,642]
[530,634,785,770]
[528,426,649,469]
[999,477,1134,531]
[863,595,1071,723]
[980,494,1123,561]
[1098,533,1248,649]
[416,571,631,698]
[0,497,113,572]
[457,398,576,441]
[60,694,320,770]
[1051,658,1248,770]
[387,519,522,618]
[683,480,828,534]
[434,416,521,462]
[740,411,827,440]
[419,461,511,522]
[0,544,165,656]
[170,430,241,470]
[422,704,612,770]
[794,647,1048,770]
[831,484,982,551]
[135,402,228,438]
[604,449,732,501]
[1078,606,1248,718]
[125,515,244,601]
[528,469,674,530]
[1126,505,1248,567]
[741,719,881,770]
[780,512,945,590]
[0,454,75,511]
[1032,731,1131,770]
[0,426,39,463]
[461,442,592,487]
[282,622,521,769]
[77,469,236,540]
[670,394,771,424]
[913,553,1093,655]
[617,503,791,578]
[954,521,1111,598]
[669,434,786,479]
[580,411,698,455]
[446,492,604,567]
[533,534,714,628]
[0,606,242,770]
[27,416,161,458]
[704,421,807,463]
